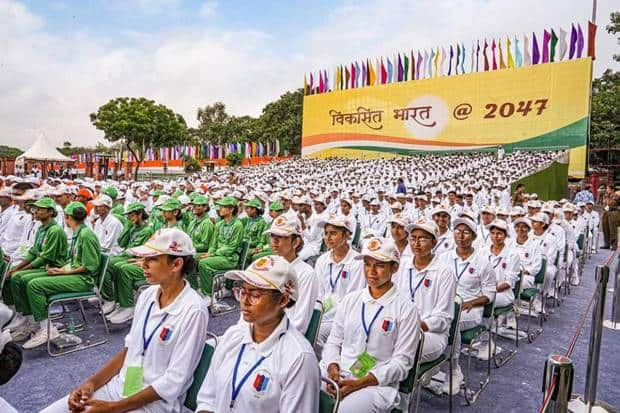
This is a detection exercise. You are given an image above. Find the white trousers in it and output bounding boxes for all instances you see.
[337,385,400,413]
[494,291,514,308]
[420,331,447,363]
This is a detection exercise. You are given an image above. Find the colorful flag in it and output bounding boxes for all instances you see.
[515,36,522,67]
[411,51,416,80]
[559,28,568,60]
[569,24,577,59]
[403,54,409,81]
[303,74,308,95]
[319,71,324,93]
[507,37,515,68]
[361,61,367,86]
[309,73,314,94]
[350,63,356,88]
[532,32,540,64]
[542,29,551,63]
[428,49,435,77]
[448,45,454,75]
[550,29,558,62]
[423,50,430,78]
[469,42,475,73]
[324,69,329,92]
[380,59,387,84]
[416,51,423,80]
[587,21,597,59]
[355,61,361,87]
[576,23,584,58]
[476,40,481,71]
[491,39,497,70]
[499,39,506,69]
[483,40,489,71]
[524,35,531,65]
[368,59,376,85]
[440,46,447,76]
[386,57,393,83]
[455,44,460,74]
[397,54,403,81]
[344,66,350,89]
[460,43,466,74]
[433,48,439,77]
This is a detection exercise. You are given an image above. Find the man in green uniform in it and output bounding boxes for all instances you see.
[197,196,244,305]
[185,194,215,289]
[4,198,68,341]
[251,202,285,261]
[21,202,101,349]
[242,199,268,260]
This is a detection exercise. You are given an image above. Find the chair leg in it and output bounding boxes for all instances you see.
[493,314,518,368]
[463,338,491,405]
[97,297,110,334]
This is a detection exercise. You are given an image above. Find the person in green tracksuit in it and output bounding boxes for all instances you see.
[197,196,244,304]
[4,198,68,340]
[242,199,268,261]
[185,194,215,289]
[251,201,285,261]
[100,203,154,315]
[106,198,184,325]
[18,201,101,349]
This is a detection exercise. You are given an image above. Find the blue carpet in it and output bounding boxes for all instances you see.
[2,250,619,413]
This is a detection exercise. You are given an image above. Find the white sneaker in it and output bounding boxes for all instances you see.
[505,314,518,330]
[477,340,496,361]
[101,300,117,315]
[442,364,464,395]
[23,325,60,349]
[108,307,135,324]
[105,306,123,320]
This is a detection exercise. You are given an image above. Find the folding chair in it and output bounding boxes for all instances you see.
[211,240,249,316]
[0,256,12,301]
[413,296,463,413]
[461,300,494,405]
[561,244,570,296]
[46,254,111,357]
[491,273,521,368]
[352,223,362,250]
[519,257,547,343]
[550,251,561,308]
[319,377,340,413]
[576,233,585,281]
[304,301,323,347]
[183,332,218,411]
[390,329,425,413]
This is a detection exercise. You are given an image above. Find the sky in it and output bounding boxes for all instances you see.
[0,0,618,149]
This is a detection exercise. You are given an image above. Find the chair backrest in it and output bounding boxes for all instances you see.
[96,254,110,291]
[352,222,362,248]
[553,251,560,266]
[397,329,425,394]
[534,258,547,285]
[184,342,216,411]
[319,390,337,413]
[482,300,495,319]
[576,233,584,250]
[237,240,250,270]
[319,239,327,253]
[304,303,323,346]
[448,296,463,347]
[0,256,12,293]
[513,271,523,297]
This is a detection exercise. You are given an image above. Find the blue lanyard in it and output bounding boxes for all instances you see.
[230,343,266,410]
[489,255,502,269]
[432,237,446,253]
[361,302,384,344]
[142,302,168,357]
[329,263,345,292]
[454,258,470,281]
[408,269,427,301]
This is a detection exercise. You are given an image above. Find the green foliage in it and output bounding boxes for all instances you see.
[0,145,23,158]
[226,152,243,167]
[57,142,118,157]
[90,97,189,175]
[607,11,620,62]
[255,89,303,155]
[183,155,202,173]
[591,69,620,149]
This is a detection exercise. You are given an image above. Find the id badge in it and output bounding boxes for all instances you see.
[323,296,334,314]
[349,351,377,379]
[122,356,144,397]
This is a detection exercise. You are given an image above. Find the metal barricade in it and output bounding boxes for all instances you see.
[541,355,574,413]
[603,250,620,331]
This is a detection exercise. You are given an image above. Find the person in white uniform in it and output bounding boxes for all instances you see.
[91,194,124,256]
[264,214,319,335]
[195,255,320,413]
[530,213,558,301]
[314,215,365,348]
[322,237,421,413]
[41,228,209,413]
[511,217,543,291]
[395,219,456,364]
[388,213,413,263]
[438,217,496,395]
[431,206,454,256]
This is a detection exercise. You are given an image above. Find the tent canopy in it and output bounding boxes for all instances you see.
[16,134,72,162]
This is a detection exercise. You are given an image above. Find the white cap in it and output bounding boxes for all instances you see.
[390,202,403,210]
[431,206,450,216]
[225,255,298,302]
[318,214,356,234]
[487,219,509,235]
[530,212,549,225]
[91,194,113,208]
[128,228,196,257]
[452,217,477,234]
[406,218,440,240]
[387,212,411,229]
[513,217,533,228]
[265,215,302,237]
[355,237,400,263]
[480,205,495,214]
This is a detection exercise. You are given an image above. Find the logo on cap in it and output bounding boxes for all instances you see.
[168,241,182,253]
[254,256,274,271]
[274,216,287,226]
[367,239,382,251]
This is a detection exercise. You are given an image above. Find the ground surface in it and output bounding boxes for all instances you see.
[2,247,619,413]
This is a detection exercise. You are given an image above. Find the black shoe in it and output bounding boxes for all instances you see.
[601,245,610,249]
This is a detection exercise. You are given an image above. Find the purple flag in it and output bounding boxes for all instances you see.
[542,29,551,63]
[576,24,584,58]
[397,54,404,81]
[448,45,454,75]
[476,40,480,72]
[416,51,423,80]
[569,24,577,59]
[532,33,540,64]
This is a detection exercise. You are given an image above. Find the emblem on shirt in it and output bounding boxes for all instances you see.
[341,271,348,279]
[501,262,507,269]
[252,370,272,395]
[468,267,475,274]
[525,252,529,258]
[380,317,395,334]
[444,242,448,248]
[159,326,174,344]
[424,278,432,288]
[367,238,382,251]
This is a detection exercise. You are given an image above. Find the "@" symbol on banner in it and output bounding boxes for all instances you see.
[453,103,472,120]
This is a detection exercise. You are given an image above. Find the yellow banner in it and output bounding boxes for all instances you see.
[302,58,592,177]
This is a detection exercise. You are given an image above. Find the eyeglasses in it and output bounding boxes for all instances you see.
[233,287,279,305]
[454,229,474,236]
[409,236,433,244]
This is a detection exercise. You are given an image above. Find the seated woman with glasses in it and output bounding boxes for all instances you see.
[195,255,319,413]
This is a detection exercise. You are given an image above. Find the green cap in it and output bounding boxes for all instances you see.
[158,198,183,211]
[216,196,238,207]
[102,187,118,200]
[151,189,165,197]
[269,202,284,211]
[173,189,184,198]
[124,202,146,215]
[245,199,262,209]
[33,197,56,210]
[188,192,200,202]
[191,194,209,205]
[64,201,87,216]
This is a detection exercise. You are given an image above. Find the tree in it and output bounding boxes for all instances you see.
[195,102,230,144]
[590,69,620,149]
[256,89,303,155]
[0,145,23,158]
[90,97,188,176]
[607,11,620,62]
[183,155,202,173]
[226,152,242,167]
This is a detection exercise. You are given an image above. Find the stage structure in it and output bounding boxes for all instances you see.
[301,23,597,178]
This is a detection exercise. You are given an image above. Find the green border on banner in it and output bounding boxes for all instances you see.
[510,161,569,201]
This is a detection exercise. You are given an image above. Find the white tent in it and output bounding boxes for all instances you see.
[16,133,72,162]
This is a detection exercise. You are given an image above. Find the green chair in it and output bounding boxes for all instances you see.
[411,296,463,413]
[550,251,561,308]
[304,302,323,347]
[390,329,425,413]
[519,257,547,343]
[461,300,494,405]
[211,240,250,316]
[491,273,522,368]
[184,332,218,411]
[46,254,111,357]
[319,377,340,413]
[352,222,362,249]
[575,232,585,283]
[319,239,328,254]
[0,255,12,298]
